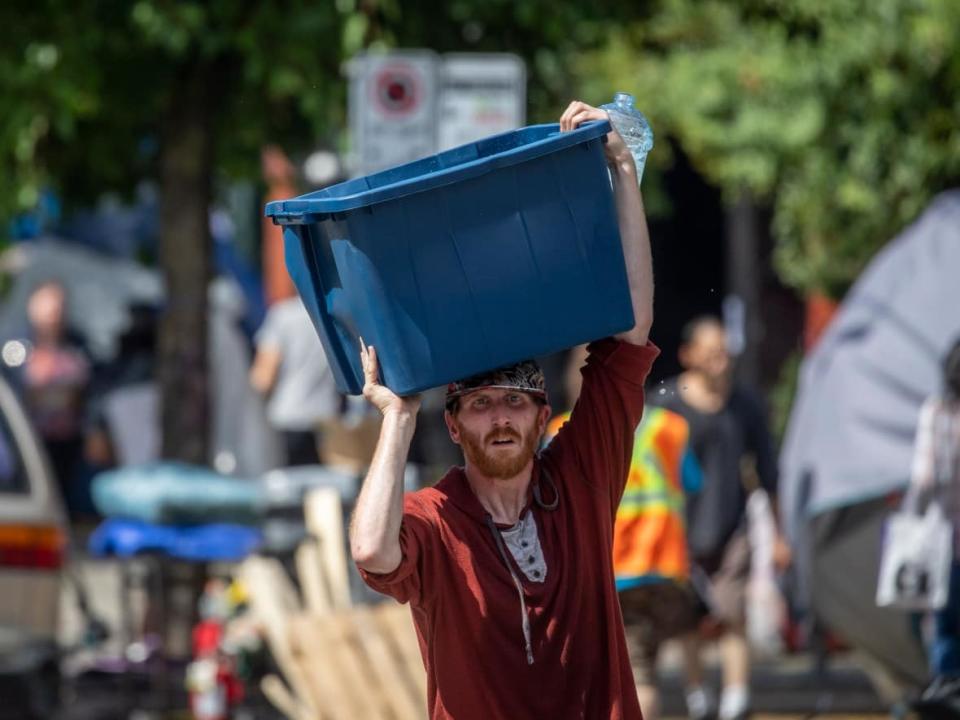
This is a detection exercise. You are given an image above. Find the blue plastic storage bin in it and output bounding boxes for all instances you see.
[266,120,634,396]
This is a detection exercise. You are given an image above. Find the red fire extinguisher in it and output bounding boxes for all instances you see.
[187,620,244,719]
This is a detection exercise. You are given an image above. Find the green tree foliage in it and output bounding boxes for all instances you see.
[577,0,960,297]
[0,0,349,461]
[0,0,652,223]
[0,0,345,219]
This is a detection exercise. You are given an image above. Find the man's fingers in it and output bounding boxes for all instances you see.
[366,346,380,383]
[360,338,378,385]
[568,108,604,130]
[559,102,574,131]
[561,101,601,132]
[560,100,587,131]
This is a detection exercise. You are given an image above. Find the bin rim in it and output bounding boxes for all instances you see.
[265,120,611,222]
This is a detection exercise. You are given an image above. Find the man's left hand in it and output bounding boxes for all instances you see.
[559,100,633,170]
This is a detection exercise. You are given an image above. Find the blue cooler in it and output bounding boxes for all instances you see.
[266,120,634,396]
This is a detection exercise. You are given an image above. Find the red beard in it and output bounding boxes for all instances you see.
[457,422,540,479]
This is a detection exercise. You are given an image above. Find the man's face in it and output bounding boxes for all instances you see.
[445,388,550,480]
[680,323,731,382]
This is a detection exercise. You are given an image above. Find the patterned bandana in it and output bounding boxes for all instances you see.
[445,360,547,411]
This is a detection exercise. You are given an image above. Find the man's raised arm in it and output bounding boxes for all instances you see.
[559,101,654,347]
[349,342,421,574]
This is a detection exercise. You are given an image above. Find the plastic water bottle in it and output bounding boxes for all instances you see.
[600,92,654,183]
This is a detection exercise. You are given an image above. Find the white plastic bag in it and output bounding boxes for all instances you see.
[876,503,953,611]
[746,489,786,658]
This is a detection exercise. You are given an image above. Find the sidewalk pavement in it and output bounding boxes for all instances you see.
[655,642,889,717]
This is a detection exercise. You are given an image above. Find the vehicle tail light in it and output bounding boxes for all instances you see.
[0,524,66,569]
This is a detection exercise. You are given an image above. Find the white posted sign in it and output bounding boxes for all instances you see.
[348,51,437,176]
[438,54,526,151]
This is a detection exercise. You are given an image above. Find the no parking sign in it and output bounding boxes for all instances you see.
[373,64,420,114]
[348,51,437,175]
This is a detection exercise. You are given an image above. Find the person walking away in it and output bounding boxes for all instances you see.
[21,280,91,517]
[250,296,341,466]
[260,146,299,306]
[349,100,658,719]
[546,343,704,720]
[654,316,790,720]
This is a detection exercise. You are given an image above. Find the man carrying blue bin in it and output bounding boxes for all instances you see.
[350,101,658,720]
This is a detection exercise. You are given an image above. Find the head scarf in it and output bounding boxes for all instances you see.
[445,360,546,411]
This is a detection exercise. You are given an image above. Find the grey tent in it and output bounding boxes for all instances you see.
[779,189,960,699]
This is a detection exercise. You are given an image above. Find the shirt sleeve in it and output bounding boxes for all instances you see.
[254,308,282,350]
[356,493,436,607]
[741,387,779,497]
[542,338,659,516]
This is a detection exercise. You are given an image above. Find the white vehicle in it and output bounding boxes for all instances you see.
[0,371,67,717]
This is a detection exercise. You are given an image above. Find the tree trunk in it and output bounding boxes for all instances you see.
[158,57,214,463]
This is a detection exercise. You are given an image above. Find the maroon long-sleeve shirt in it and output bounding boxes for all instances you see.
[360,338,659,719]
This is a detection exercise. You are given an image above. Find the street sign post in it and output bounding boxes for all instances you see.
[348,51,526,177]
[348,51,437,176]
[438,54,526,151]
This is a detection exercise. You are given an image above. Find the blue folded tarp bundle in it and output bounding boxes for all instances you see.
[89,462,265,561]
[88,517,261,562]
[88,461,364,561]
[91,462,263,526]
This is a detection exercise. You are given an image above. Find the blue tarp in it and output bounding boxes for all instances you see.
[88,518,261,562]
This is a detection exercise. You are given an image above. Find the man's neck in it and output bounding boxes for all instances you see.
[464,463,533,526]
[678,371,729,413]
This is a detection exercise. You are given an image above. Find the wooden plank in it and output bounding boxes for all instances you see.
[289,614,354,720]
[295,540,331,615]
[304,487,352,610]
[252,554,303,613]
[375,602,428,701]
[324,611,390,719]
[260,674,312,720]
[292,612,393,720]
[352,605,427,720]
[238,557,317,718]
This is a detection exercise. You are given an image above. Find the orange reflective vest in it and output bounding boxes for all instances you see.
[546,406,701,589]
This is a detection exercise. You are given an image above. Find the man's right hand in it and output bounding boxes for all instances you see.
[360,339,422,417]
[352,339,416,576]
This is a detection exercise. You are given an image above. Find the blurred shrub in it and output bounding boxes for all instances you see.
[577,0,960,298]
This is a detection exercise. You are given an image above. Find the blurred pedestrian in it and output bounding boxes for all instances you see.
[653,316,790,720]
[249,296,340,466]
[261,146,298,306]
[906,338,960,706]
[546,344,704,720]
[21,280,92,515]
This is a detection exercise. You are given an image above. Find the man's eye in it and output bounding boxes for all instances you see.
[473,397,488,408]
[507,394,522,404]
